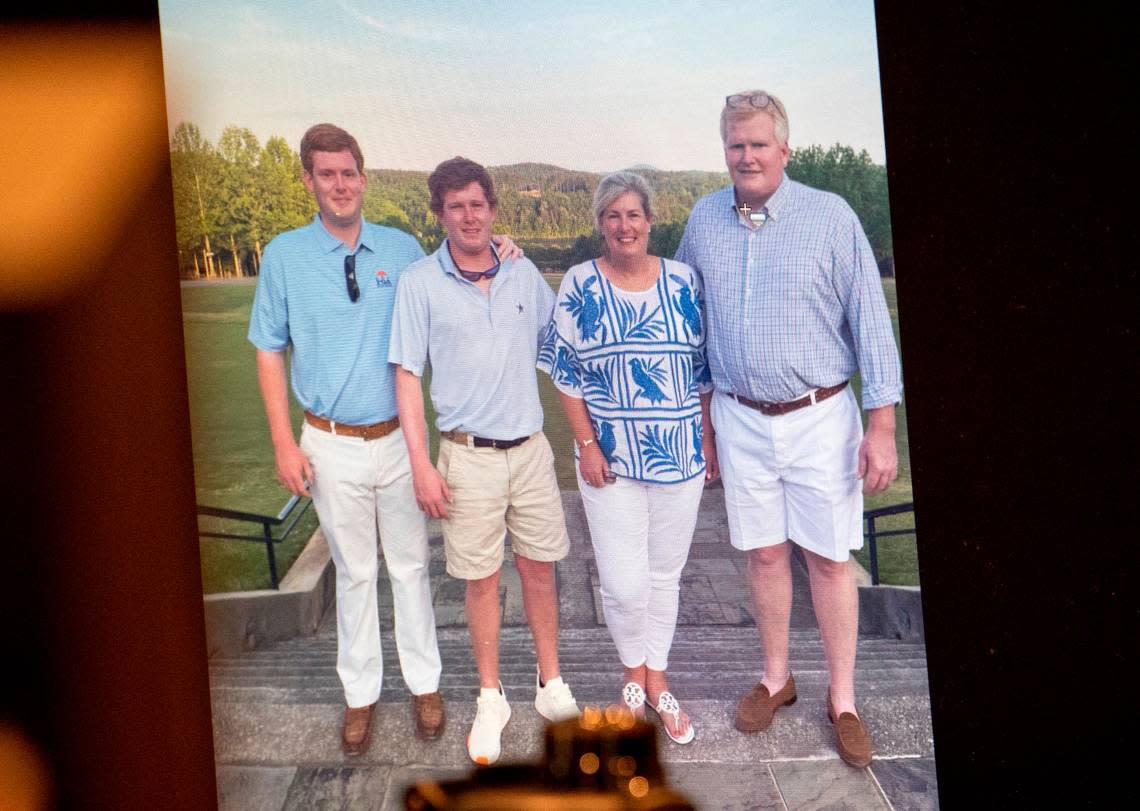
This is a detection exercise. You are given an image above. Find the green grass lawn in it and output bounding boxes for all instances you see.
[183,276,917,592]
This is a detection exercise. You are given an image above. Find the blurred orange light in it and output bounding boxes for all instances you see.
[0,25,169,308]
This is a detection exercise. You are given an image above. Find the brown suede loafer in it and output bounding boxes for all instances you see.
[734,674,797,732]
[827,692,873,768]
[413,691,446,740]
[342,703,376,755]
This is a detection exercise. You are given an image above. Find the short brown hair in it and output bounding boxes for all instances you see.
[428,156,497,215]
[300,123,364,173]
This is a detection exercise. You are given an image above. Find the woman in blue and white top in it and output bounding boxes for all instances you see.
[539,171,718,745]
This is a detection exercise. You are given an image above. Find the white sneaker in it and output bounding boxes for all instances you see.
[467,685,511,765]
[534,670,580,722]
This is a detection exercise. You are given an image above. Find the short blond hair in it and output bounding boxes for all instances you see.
[720,90,789,145]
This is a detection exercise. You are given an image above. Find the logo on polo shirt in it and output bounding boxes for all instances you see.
[374,269,392,287]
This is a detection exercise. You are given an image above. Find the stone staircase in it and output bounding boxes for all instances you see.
[208,490,938,810]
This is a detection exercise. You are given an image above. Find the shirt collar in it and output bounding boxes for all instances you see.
[727,172,792,223]
[436,238,502,280]
[311,213,371,254]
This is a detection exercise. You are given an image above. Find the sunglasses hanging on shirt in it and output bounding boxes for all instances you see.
[344,253,360,302]
[456,254,501,283]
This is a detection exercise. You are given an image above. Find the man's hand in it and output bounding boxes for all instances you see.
[274,439,313,496]
[491,234,524,261]
[412,460,452,518]
[857,405,898,494]
[578,443,612,488]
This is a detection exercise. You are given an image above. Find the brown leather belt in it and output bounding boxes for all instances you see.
[304,411,400,440]
[441,429,531,450]
[725,380,848,417]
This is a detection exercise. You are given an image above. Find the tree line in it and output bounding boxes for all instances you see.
[169,122,893,279]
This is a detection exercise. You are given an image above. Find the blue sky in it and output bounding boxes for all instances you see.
[158,0,885,172]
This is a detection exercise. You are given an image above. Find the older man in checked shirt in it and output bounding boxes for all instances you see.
[675,90,902,768]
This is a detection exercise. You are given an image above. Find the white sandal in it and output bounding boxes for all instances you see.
[621,682,646,717]
[650,691,695,745]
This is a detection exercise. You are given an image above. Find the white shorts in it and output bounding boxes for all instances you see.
[712,387,864,562]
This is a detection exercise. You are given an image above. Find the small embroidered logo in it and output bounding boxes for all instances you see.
[375,269,392,287]
[517,303,524,314]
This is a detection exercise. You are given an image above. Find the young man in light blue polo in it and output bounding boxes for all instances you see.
[390,157,580,766]
[248,123,445,755]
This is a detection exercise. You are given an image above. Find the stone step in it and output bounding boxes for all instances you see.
[208,627,931,725]
[209,628,928,674]
[210,642,929,668]
[225,623,923,649]
[209,694,935,770]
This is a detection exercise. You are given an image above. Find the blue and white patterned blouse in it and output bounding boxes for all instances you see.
[538,258,713,484]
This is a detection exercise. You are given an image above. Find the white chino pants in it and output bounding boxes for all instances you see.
[577,469,705,671]
[300,423,441,707]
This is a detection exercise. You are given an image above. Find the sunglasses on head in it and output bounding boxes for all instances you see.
[726,92,780,111]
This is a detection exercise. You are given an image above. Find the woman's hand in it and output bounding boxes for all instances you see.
[704,436,720,482]
[578,442,613,487]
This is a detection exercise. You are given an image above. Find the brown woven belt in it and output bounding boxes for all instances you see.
[726,380,849,417]
[304,411,400,440]
[441,429,530,450]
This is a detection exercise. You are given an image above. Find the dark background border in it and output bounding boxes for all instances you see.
[2,1,1133,806]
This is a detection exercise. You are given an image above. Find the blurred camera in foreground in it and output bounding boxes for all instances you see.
[405,705,696,809]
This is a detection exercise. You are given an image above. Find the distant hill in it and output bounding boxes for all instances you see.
[365,163,730,250]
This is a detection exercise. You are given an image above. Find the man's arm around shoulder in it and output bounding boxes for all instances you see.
[394,367,451,519]
[256,349,313,496]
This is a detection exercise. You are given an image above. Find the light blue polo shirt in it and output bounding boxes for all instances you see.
[389,240,555,440]
[248,215,425,424]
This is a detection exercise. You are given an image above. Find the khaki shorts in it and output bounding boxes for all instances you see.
[437,431,569,579]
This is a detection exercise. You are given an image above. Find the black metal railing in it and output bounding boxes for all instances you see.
[197,496,313,589]
[864,501,915,585]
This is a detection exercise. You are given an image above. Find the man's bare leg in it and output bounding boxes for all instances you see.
[802,549,859,715]
[746,541,794,694]
[514,555,560,683]
[466,569,502,689]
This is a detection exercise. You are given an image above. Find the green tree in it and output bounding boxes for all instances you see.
[648,220,686,260]
[217,125,262,276]
[258,136,312,252]
[788,144,892,262]
[170,122,223,277]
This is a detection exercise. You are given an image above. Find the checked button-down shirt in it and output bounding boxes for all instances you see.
[675,177,902,410]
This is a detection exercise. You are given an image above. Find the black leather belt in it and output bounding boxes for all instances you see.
[441,429,531,450]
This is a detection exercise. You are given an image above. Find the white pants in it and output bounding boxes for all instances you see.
[713,386,864,562]
[301,423,441,707]
[577,469,705,671]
